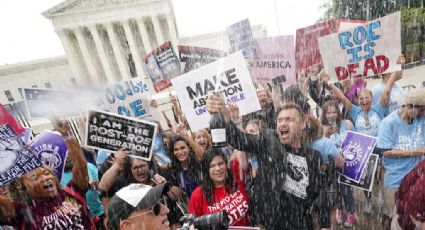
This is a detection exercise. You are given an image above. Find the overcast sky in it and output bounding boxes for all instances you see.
[0,0,326,65]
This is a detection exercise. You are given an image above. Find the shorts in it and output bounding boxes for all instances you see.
[383,187,398,217]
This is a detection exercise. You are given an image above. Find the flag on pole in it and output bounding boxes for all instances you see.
[0,103,25,134]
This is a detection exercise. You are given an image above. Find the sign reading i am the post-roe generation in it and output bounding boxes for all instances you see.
[318,12,401,82]
[85,110,157,161]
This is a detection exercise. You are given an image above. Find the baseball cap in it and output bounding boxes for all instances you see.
[398,88,425,106]
[108,183,171,230]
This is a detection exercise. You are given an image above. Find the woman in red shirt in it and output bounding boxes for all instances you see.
[189,148,250,226]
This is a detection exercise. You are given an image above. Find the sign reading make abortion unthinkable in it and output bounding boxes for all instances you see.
[0,125,42,186]
[144,41,181,93]
[340,131,378,183]
[85,110,157,160]
[171,51,261,131]
[248,35,296,85]
[97,78,155,120]
[226,19,258,59]
[318,12,401,82]
[31,130,68,181]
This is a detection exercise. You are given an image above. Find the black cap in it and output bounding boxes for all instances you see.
[108,183,171,230]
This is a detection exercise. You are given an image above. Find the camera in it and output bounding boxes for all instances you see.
[177,211,229,230]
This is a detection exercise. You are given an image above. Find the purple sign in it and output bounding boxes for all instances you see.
[0,125,42,186]
[31,130,68,181]
[341,131,378,183]
[226,19,258,59]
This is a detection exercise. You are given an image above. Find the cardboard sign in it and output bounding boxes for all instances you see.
[144,41,181,92]
[318,12,401,82]
[178,45,227,73]
[85,110,157,160]
[248,35,296,84]
[22,88,88,119]
[97,78,156,120]
[341,131,378,183]
[0,125,42,186]
[171,51,261,131]
[226,19,258,59]
[295,20,335,73]
[337,19,368,32]
[338,154,379,192]
[31,130,68,181]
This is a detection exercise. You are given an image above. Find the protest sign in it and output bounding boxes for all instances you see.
[85,109,157,160]
[341,131,378,183]
[338,154,379,192]
[21,128,32,144]
[144,41,181,92]
[318,12,401,82]
[31,130,68,181]
[96,77,157,120]
[226,19,258,59]
[171,51,261,131]
[0,103,25,134]
[228,227,261,230]
[337,19,368,32]
[295,20,335,73]
[248,35,295,84]
[22,88,89,119]
[178,45,227,73]
[0,124,42,186]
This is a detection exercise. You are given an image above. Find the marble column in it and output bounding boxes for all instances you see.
[88,24,115,83]
[136,17,153,54]
[122,19,145,77]
[151,15,165,46]
[56,29,90,84]
[105,22,131,80]
[74,27,103,82]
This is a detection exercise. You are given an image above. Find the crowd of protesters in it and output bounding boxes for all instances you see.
[0,53,425,230]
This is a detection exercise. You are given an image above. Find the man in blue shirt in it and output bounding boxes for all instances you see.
[377,88,425,230]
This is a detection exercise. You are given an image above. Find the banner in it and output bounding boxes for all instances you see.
[22,88,89,119]
[178,45,227,73]
[96,77,157,120]
[144,41,181,92]
[295,20,335,73]
[338,154,379,192]
[0,125,42,186]
[248,36,295,84]
[171,51,261,131]
[226,19,258,59]
[318,12,401,82]
[85,110,157,160]
[340,131,378,183]
[31,130,68,181]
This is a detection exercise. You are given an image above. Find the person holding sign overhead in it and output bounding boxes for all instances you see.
[0,119,92,229]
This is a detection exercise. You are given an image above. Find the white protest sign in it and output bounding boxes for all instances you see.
[97,77,160,121]
[318,12,401,82]
[171,51,261,131]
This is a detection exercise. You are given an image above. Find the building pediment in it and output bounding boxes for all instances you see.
[43,0,156,18]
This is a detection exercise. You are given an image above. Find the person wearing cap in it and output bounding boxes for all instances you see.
[377,88,425,230]
[243,86,276,129]
[394,159,425,230]
[108,183,173,230]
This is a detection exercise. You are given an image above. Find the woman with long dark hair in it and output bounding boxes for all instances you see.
[189,148,249,226]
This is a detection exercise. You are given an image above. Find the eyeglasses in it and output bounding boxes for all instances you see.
[131,164,148,171]
[127,198,166,219]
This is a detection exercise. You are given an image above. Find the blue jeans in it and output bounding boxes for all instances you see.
[337,182,356,213]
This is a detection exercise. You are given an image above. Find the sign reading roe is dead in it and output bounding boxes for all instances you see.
[318,12,401,82]
[85,110,157,160]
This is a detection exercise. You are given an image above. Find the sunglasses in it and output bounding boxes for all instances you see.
[127,197,166,219]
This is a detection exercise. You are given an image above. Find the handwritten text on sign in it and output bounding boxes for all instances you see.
[318,12,401,82]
